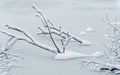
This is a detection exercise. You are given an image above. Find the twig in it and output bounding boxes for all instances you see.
[44,18,61,53]
[37,27,67,39]
[47,19,55,27]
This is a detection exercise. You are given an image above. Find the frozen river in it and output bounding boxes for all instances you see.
[0,0,120,75]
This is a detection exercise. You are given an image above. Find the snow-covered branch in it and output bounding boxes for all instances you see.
[78,57,120,74]
[1,29,57,54]
[32,5,91,46]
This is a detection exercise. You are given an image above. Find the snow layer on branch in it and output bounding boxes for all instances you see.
[86,27,93,32]
[82,40,92,46]
[71,35,92,45]
[54,51,88,59]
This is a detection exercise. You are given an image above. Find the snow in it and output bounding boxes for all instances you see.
[80,27,94,35]
[82,40,92,46]
[86,27,94,32]
[0,0,119,75]
[54,50,88,59]
[114,71,120,74]
[80,31,86,35]
[54,51,104,59]
[92,51,104,57]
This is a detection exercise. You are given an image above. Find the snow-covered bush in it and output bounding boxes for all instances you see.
[104,15,120,60]
[0,35,23,75]
[78,16,120,75]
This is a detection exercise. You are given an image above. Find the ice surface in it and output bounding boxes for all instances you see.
[0,0,119,75]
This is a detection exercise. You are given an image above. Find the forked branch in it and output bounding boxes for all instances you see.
[32,5,89,45]
[1,25,58,54]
